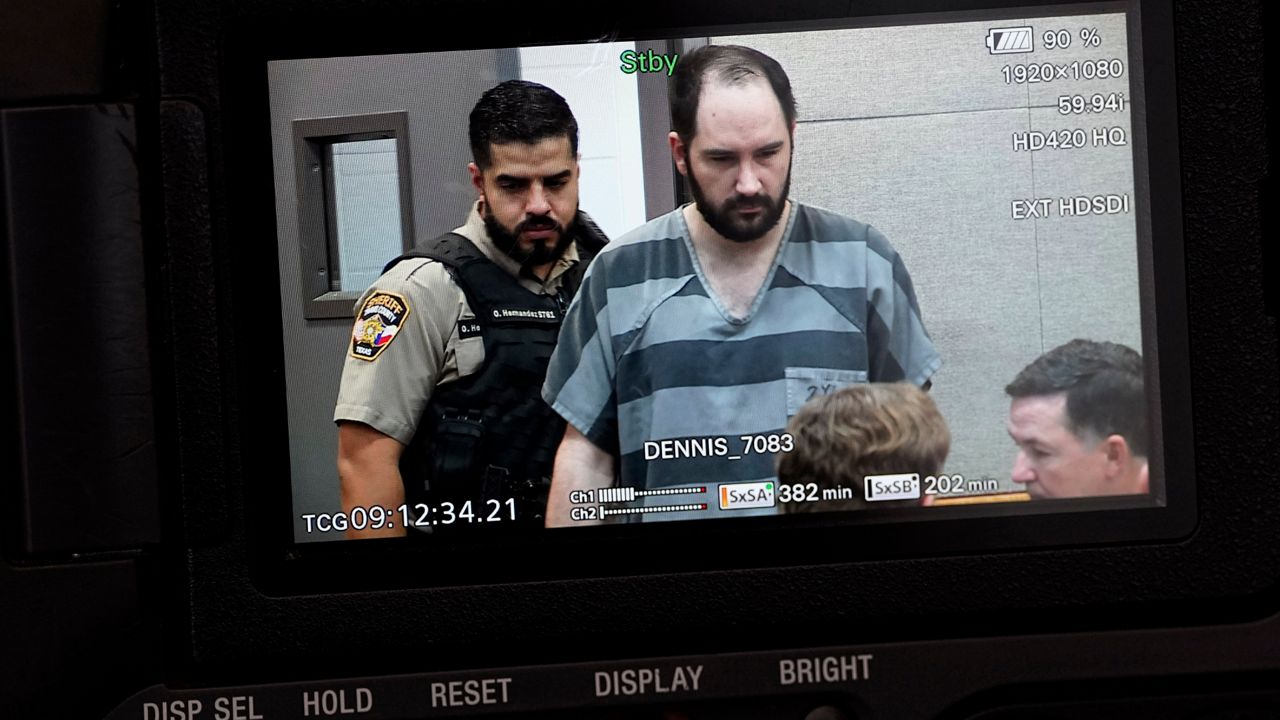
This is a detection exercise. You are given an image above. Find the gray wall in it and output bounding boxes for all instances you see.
[270,52,505,541]
[717,11,1142,488]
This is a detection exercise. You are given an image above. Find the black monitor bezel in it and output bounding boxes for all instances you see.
[219,0,1198,595]
[137,0,1280,685]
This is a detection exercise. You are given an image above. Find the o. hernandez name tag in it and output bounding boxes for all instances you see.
[490,306,560,323]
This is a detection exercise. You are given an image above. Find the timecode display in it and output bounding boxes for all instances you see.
[301,499,517,533]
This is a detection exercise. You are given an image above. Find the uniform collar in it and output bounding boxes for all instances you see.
[453,200,580,292]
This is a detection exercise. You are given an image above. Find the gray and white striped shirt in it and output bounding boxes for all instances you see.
[542,202,940,521]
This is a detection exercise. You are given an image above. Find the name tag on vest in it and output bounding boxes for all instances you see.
[489,307,561,323]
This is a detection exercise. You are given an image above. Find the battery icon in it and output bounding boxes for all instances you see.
[986,27,1034,54]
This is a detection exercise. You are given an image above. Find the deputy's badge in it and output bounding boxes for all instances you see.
[350,291,410,361]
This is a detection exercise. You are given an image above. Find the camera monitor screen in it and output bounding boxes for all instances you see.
[267,1,1185,551]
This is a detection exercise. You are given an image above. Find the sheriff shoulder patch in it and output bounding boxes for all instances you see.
[351,291,410,361]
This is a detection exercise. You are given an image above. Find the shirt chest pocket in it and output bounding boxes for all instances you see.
[785,367,868,417]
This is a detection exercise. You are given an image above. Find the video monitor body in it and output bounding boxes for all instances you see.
[4,0,1277,717]
[54,0,1265,713]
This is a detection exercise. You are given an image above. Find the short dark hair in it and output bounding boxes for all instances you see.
[469,80,578,170]
[670,45,798,143]
[1005,339,1148,457]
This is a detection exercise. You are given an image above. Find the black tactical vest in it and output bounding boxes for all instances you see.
[383,216,604,529]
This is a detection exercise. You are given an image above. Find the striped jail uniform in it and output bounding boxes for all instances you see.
[542,202,941,522]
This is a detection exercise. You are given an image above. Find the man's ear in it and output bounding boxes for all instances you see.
[669,131,688,176]
[468,162,485,197]
[1101,434,1132,481]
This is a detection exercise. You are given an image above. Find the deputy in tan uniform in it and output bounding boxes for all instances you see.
[334,80,606,538]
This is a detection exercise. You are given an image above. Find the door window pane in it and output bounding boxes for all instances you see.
[325,138,403,292]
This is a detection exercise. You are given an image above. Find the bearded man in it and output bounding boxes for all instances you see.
[335,80,607,537]
[541,45,939,525]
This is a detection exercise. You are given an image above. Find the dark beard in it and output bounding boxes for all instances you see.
[685,151,791,243]
[483,204,577,267]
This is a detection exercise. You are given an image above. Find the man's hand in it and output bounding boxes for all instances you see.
[545,424,615,528]
[337,421,408,538]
